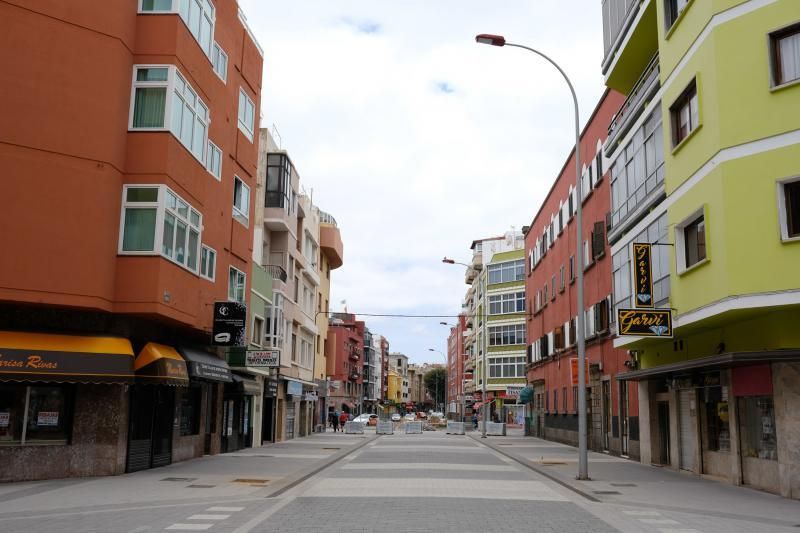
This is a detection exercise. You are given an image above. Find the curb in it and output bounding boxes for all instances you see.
[262,434,379,498]
[467,434,600,503]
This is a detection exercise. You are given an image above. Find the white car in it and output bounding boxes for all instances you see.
[430,411,444,419]
[391,413,401,422]
[352,414,378,426]
[403,413,416,422]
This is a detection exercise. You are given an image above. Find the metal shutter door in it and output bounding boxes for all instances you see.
[679,389,695,471]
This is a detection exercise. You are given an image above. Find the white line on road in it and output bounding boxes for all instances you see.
[165,524,213,530]
[206,507,244,512]
[639,518,681,525]
[657,529,702,533]
[623,510,662,516]
[187,514,231,520]
[340,463,518,471]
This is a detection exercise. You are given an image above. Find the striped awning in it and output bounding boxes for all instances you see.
[0,331,134,383]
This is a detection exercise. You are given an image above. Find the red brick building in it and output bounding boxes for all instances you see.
[447,314,468,419]
[0,0,262,480]
[525,89,640,459]
[325,314,365,415]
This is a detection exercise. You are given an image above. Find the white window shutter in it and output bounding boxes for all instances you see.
[546,331,554,356]
[564,321,570,347]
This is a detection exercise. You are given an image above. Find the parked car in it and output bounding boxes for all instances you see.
[352,414,379,426]
[403,413,416,422]
[416,411,427,419]
[430,411,444,419]
[391,413,401,422]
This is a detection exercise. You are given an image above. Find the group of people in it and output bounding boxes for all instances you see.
[328,410,351,432]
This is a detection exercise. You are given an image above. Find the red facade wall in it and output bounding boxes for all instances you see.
[325,315,365,384]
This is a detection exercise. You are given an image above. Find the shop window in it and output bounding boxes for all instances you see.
[738,396,777,460]
[179,386,202,436]
[703,386,730,452]
[0,385,72,445]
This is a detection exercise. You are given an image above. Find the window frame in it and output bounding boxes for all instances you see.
[670,78,700,149]
[770,22,800,89]
[233,175,251,224]
[238,88,256,141]
[664,0,692,33]
[206,140,222,180]
[212,41,228,83]
[777,176,800,242]
[228,266,246,303]
[251,314,265,347]
[675,207,708,274]
[138,0,216,59]
[200,244,216,281]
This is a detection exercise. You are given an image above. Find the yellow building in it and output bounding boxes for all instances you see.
[387,370,402,404]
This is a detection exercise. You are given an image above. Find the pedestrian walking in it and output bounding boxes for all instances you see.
[339,411,349,430]
[332,414,339,432]
[472,413,478,430]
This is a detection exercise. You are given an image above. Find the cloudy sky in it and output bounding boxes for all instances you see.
[238,1,606,364]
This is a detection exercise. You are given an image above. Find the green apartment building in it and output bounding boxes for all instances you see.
[602,0,800,498]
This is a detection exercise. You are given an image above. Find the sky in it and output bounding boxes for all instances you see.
[238,0,607,364]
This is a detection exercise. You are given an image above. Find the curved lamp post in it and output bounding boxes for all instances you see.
[475,33,588,480]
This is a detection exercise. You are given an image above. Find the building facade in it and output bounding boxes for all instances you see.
[525,89,640,458]
[602,0,800,497]
[325,314,365,415]
[447,315,468,419]
[0,0,262,480]
[390,353,410,406]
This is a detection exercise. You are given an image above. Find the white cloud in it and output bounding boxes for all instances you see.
[239,0,606,363]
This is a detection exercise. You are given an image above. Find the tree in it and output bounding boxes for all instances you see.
[424,367,447,411]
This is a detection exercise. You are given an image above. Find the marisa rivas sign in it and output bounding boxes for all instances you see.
[617,308,673,337]
[632,243,654,308]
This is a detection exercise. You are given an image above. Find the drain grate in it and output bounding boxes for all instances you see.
[187,484,215,488]
[233,478,269,484]
[161,477,197,482]
[592,490,622,495]
[610,483,637,487]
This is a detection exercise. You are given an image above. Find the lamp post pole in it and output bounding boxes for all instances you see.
[475,34,588,479]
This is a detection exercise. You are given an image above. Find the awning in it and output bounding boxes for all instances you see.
[134,343,189,386]
[0,331,134,383]
[178,347,232,383]
[617,350,800,381]
[518,387,534,403]
[230,372,260,395]
[472,402,485,410]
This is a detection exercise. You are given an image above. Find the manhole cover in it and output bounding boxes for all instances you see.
[233,478,269,484]
[161,477,197,482]
[187,484,215,488]
[593,491,622,495]
[610,483,637,487]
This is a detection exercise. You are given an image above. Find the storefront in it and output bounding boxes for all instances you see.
[0,331,134,481]
[221,373,260,452]
[262,377,278,443]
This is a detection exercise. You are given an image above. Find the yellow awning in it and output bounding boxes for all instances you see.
[134,343,189,385]
[0,331,134,383]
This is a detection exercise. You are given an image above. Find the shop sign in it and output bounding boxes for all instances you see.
[617,308,673,337]
[632,243,654,308]
[246,350,279,367]
[212,302,247,346]
[188,361,232,382]
[263,378,279,398]
[0,412,9,428]
[506,386,524,399]
[286,380,303,396]
[570,358,590,386]
[304,392,318,401]
[37,411,59,426]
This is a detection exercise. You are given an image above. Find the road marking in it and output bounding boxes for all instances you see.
[165,524,213,531]
[207,507,244,512]
[657,529,702,533]
[340,463,518,471]
[639,518,681,525]
[187,514,230,520]
[623,510,662,516]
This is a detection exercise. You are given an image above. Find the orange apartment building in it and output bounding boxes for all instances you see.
[525,89,642,459]
[0,0,263,480]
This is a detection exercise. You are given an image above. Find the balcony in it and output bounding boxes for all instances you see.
[471,251,483,270]
[319,223,343,269]
[606,54,660,156]
[264,191,293,232]
[349,371,360,381]
[465,267,477,285]
[267,251,289,293]
[349,350,360,362]
[601,0,658,94]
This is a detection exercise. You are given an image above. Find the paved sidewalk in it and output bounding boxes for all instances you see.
[473,431,800,531]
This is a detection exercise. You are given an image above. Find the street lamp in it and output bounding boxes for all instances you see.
[475,33,589,480]
[441,257,471,268]
[427,348,446,413]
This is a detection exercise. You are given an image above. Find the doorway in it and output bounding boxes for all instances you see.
[602,380,611,451]
[656,400,671,465]
[127,386,174,473]
[262,397,275,443]
[679,389,695,471]
[619,380,629,456]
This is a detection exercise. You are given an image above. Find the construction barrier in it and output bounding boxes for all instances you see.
[446,421,465,435]
[404,421,423,434]
[486,422,506,436]
[344,421,364,434]
[376,420,394,435]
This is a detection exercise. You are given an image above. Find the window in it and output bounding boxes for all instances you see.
[0,384,73,445]
[559,265,565,292]
[551,276,556,301]
[488,324,526,346]
[179,386,201,436]
[595,152,604,184]
[212,42,228,82]
[569,317,576,346]
[665,0,690,29]
[703,385,730,452]
[129,66,209,164]
[488,356,526,378]
[554,326,564,351]
[572,386,578,412]
[592,221,606,258]
[670,79,699,146]
[488,292,525,315]
[228,266,246,303]
[487,259,525,284]
[594,299,610,333]
[200,245,216,281]
[119,185,202,273]
[543,284,548,305]
[206,140,222,179]
[252,316,264,346]
[545,389,550,412]
[179,0,215,57]
[553,389,558,414]
[233,176,250,222]
[238,88,255,141]
[738,396,777,460]
[771,24,800,86]
[563,387,567,412]
[569,255,575,282]
[682,215,706,269]
[779,178,800,240]
[139,0,173,11]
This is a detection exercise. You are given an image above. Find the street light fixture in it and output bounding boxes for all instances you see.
[475,33,589,480]
[442,257,471,268]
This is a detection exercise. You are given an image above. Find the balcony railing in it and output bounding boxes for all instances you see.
[606,53,660,154]
[265,191,290,209]
[602,0,640,64]
[263,264,288,283]
[319,210,338,226]
[349,372,360,381]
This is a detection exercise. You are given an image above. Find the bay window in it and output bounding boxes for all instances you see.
[487,259,525,285]
[488,324,526,346]
[139,0,215,58]
[130,65,209,163]
[119,185,203,274]
[488,292,526,315]
[488,356,526,378]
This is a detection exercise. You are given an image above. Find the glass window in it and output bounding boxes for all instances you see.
[738,396,777,460]
[206,141,222,179]
[782,179,800,239]
[665,0,690,29]
[232,177,250,221]
[684,215,706,268]
[228,266,246,303]
[487,259,525,284]
[671,80,699,146]
[178,0,215,57]
[0,385,26,444]
[212,42,228,82]
[140,0,174,11]
[200,245,216,281]
[238,89,255,140]
[703,386,730,452]
[179,386,201,436]
[170,71,208,161]
[771,24,800,86]
[25,386,71,443]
